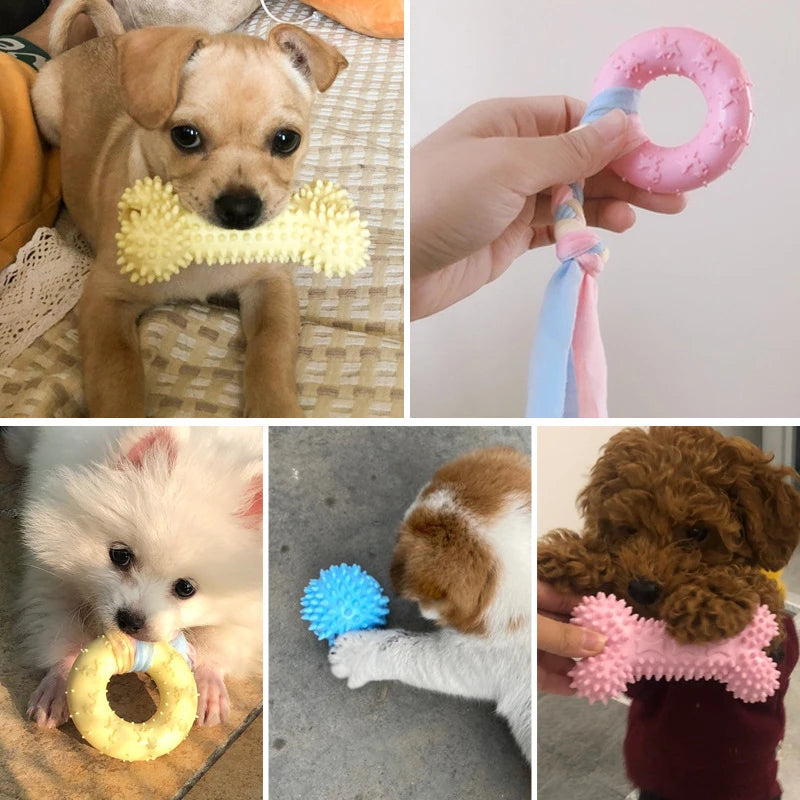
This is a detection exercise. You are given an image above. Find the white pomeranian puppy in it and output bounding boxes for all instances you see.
[6,425,262,729]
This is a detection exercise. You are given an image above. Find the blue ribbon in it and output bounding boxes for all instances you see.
[127,631,192,672]
[526,86,641,418]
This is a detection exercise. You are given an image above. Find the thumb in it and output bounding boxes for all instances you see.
[538,614,606,659]
[510,109,637,195]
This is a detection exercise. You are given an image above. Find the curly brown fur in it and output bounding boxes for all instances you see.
[537,529,614,594]
[538,427,800,647]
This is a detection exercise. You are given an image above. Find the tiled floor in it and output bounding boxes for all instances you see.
[268,426,532,800]
[538,618,800,800]
[0,438,263,800]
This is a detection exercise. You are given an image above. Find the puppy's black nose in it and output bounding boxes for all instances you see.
[116,608,145,634]
[214,190,263,229]
[628,578,661,606]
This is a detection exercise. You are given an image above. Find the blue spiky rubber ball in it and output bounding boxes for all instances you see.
[301,563,390,645]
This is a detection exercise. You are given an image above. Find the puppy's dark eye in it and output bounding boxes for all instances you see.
[109,547,133,570]
[173,579,196,599]
[271,129,301,156]
[687,526,709,542]
[171,125,202,151]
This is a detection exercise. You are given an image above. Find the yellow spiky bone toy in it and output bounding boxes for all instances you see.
[116,177,371,286]
[66,631,198,762]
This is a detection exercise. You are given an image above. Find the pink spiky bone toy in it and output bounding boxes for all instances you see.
[569,593,780,704]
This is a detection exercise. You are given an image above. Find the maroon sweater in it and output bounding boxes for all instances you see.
[624,616,798,800]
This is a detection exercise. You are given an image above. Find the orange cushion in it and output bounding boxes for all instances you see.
[0,54,61,269]
[306,0,403,38]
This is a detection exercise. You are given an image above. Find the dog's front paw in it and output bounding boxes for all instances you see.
[244,391,304,419]
[537,529,608,594]
[768,639,785,666]
[27,660,75,729]
[245,401,304,419]
[329,630,396,689]
[194,662,230,726]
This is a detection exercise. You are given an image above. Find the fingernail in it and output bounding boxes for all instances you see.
[588,109,628,143]
[581,630,606,655]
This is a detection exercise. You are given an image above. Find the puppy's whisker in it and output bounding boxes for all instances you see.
[19,562,61,580]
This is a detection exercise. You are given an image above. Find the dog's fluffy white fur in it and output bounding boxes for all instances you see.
[7,426,262,728]
[328,447,532,761]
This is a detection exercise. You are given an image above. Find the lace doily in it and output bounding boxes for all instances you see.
[0,212,90,367]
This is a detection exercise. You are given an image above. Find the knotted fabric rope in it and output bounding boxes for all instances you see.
[128,631,194,672]
[526,87,640,418]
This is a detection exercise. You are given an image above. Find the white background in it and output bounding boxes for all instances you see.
[411,0,800,417]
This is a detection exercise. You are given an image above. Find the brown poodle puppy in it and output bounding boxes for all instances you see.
[538,426,800,647]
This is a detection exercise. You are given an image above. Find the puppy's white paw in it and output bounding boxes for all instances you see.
[328,629,396,689]
[27,661,74,729]
[194,662,230,726]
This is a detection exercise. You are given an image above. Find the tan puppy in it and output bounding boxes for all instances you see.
[32,0,347,417]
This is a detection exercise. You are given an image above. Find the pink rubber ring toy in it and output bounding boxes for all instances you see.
[592,27,752,192]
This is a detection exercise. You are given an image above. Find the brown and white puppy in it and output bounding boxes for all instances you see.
[329,446,532,761]
[31,0,347,417]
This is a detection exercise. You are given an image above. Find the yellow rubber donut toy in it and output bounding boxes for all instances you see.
[66,631,198,762]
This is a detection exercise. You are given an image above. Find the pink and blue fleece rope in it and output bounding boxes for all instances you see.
[526,87,640,418]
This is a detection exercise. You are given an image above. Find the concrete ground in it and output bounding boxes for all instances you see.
[268,426,532,800]
[537,693,630,800]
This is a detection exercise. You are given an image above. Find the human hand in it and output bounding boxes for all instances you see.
[537,581,605,696]
[410,96,687,319]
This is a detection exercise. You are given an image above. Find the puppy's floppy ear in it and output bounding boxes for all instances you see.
[116,26,209,129]
[389,535,409,596]
[268,24,348,92]
[724,438,800,571]
[577,426,651,528]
